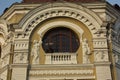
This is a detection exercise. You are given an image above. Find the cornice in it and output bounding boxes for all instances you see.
[85,2,120,22]
[30,64,94,69]
[94,62,111,66]
[23,0,105,3]
[11,64,28,68]
[83,2,107,9]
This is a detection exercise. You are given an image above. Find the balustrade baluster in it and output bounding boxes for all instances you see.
[56,55,58,61]
[51,55,53,61]
[54,55,55,61]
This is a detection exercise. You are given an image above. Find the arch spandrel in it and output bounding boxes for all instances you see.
[16,2,103,38]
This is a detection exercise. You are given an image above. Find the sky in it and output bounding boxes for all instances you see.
[0,0,120,15]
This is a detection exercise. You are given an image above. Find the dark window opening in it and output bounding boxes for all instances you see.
[42,27,80,53]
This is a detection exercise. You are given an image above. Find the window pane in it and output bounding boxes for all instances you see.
[42,27,80,53]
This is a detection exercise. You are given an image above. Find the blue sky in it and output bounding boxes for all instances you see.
[0,0,120,15]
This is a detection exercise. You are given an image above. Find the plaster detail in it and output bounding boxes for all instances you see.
[0,20,8,38]
[31,40,41,64]
[0,37,5,46]
[29,64,95,80]
[14,41,29,50]
[1,56,10,68]
[82,38,91,64]
[1,43,11,58]
[37,21,84,38]
[29,76,95,80]
[0,25,6,35]
[13,53,28,64]
[45,53,77,64]
[96,65,112,80]
[0,70,7,80]
[1,43,11,67]
[94,50,109,62]
[30,69,93,76]
[15,3,102,38]
[93,39,108,49]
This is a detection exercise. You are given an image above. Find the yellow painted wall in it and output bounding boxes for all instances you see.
[8,13,26,24]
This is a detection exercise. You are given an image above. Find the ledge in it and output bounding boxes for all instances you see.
[94,62,111,66]
[30,64,94,69]
[11,64,28,68]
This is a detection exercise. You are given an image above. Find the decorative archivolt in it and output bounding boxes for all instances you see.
[30,69,94,76]
[15,2,103,38]
[37,21,84,38]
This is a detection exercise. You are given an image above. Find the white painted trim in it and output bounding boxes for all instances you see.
[6,10,29,21]
[37,21,84,37]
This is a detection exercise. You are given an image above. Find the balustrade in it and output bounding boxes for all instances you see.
[45,53,77,64]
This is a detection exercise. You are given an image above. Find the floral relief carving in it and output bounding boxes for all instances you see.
[30,69,94,76]
[14,53,27,63]
[95,50,108,62]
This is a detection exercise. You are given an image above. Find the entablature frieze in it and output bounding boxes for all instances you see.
[29,70,95,79]
[93,49,109,62]
[29,76,95,80]
[14,40,29,50]
[93,38,108,49]
[29,64,95,79]
[13,52,28,64]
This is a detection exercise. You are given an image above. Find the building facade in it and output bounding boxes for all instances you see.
[0,0,120,80]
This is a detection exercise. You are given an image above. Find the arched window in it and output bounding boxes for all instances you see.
[42,27,80,53]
